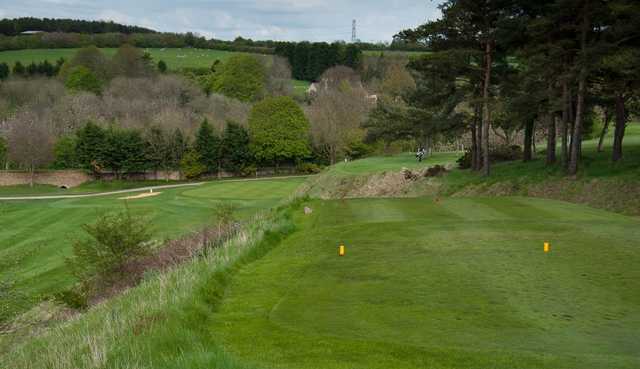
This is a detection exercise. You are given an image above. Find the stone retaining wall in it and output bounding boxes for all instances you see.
[0,166,299,188]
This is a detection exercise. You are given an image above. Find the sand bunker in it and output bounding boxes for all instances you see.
[119,191,162,200]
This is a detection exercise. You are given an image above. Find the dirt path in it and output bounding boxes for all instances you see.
[0,175,311,201]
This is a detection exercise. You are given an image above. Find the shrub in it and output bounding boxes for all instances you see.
[240,164,257,177]
[297,162,323,174]
[181,151,207,179]
[67,208,152,288]
[52,288,88,310]
[64,66,103,95]
[0,279,30,326]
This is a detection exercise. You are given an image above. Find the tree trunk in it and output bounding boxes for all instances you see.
[482,40,492,177]
[612,93,627,162]
[29,163,35,188]
[523,118,534,162]
[561,80,570,168]
[546,84,557,165]
[597,108,611,153]
[471,117,478,170]
[568,6,589,176]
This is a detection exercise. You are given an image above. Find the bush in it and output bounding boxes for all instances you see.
[240,164,257,177]
[53,288,88,310]
[180,151,207,179]
[67,208,152,288]
[64,66,103,95]
[297,162,323,174]
[457,145,523,169]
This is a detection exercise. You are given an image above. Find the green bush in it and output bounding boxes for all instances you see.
[240,164,257,177]
[180,151,207,179]
[297,162,323,174]
[53,288,88,310]
[67,208,152,287]
[64,66,103,95]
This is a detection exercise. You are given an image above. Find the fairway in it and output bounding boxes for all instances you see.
[0,177,305,314]
[212,197,640,369]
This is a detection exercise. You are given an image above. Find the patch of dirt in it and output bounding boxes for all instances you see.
[307,165,451,199]
[119,191,162,200]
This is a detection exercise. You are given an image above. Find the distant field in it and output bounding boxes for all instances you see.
[363,49,430,57]
[0,48,251,71]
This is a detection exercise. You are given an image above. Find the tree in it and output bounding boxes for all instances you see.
[309,81,372,164]
[12,61,26,77]
[194,119,221,173]
[111,44,154,78]
[0,137,7,170]
[64,66,103,95]
[168,128,188,171]
[67,208,152,289]
[145,126,171,178]
[75,121,107,174]
[61,46,110,80]
[180,151,206,179]
[380,63,416,98]
[248,96,311,169]
[0,63,9,80]
[157,60,168,74]
[220,122,252,174]
[6,111,53,186]
[53,136,79,169]
[212,54,266,102]
[102,127,148,178]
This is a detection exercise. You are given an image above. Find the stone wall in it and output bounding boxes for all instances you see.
[0,170,92,188]
[0,166,299,188]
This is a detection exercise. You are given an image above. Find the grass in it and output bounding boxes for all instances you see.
[210,197,640,369]
[330,151,461,176]
[443,123,640,194]
[0,48,242,71]
[5,196,638,368]
[0,177,306,320]
[0,180,188,196]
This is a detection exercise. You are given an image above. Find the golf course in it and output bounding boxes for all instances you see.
[0,177,307,317]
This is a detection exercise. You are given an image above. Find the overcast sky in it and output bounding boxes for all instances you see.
[0,0,443,42]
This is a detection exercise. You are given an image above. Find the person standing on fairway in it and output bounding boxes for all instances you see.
[416,147,426,162]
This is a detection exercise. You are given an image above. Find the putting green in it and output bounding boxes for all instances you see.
[212,197,640,369]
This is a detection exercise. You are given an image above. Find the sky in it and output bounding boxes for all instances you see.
[0,0,443,43]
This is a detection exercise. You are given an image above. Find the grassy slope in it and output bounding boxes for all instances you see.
[444,123,640,192]
[0,178,305,315]
[210,197,640,369]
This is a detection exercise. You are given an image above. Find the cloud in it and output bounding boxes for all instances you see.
[1,0,443,42]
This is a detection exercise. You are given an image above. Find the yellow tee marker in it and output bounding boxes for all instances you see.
[339,245,346,257]
[544,242,550,253]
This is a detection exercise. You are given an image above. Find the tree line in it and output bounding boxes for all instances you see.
[368,0,639,177]
[274,42,362,82]
[0,17,155,36]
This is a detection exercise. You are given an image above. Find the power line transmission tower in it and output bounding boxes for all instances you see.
[352,19,357,43]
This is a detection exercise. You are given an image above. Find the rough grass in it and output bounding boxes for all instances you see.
[0,177,306,323]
